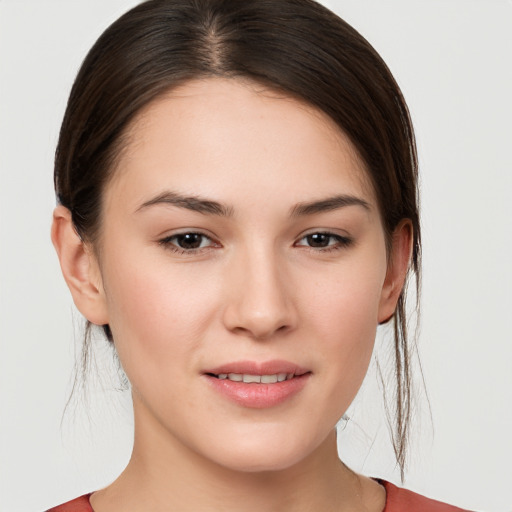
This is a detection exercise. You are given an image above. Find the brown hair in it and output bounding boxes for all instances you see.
[55,0,420,478]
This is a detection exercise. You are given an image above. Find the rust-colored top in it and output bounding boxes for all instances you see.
[47,481,470,511]
[47,494,92,512]
[380,481,470,511]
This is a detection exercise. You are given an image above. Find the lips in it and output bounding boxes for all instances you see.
[215,372,293,383]
[203,360,311,408]
[205,360,309,377]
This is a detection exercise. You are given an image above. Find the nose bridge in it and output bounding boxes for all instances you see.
[223,240,296,339]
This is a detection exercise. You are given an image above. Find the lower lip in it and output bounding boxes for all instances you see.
[204,374,311,409]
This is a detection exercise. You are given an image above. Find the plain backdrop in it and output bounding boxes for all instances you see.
[0,1,511,511]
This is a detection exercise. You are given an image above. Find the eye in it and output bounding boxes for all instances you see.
[295,232,352,251]
[159,232,217,252]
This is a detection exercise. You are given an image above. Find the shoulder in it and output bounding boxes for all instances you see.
[44,483,473,512]
[382,481,471,512]
[46,494,93,512]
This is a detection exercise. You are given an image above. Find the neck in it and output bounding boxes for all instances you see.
[90,400,379,512]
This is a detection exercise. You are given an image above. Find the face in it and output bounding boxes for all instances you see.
[82,78,404,472]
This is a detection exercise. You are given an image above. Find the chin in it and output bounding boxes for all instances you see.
[202,429,322,474]
[218,451,305,474]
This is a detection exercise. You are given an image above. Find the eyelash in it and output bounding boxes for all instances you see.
[295,232,353,252]
[158,232,218,255]
[158,231,353,255]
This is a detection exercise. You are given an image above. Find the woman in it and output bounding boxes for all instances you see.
[47,0,467,510]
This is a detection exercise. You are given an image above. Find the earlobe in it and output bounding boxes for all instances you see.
[378,220,413,324]
[51,205,109,326]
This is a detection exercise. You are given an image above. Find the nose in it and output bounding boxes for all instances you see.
[222,247,297,340]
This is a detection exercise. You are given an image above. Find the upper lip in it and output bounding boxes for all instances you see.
[205,360,310,376]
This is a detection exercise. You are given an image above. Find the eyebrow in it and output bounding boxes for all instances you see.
[136,191,370,217]
[290,194,370,216]
[136,191,234,216]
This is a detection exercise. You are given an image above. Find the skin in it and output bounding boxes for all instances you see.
[52,78,412,512]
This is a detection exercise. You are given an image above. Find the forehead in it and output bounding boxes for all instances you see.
[107,78,375,210]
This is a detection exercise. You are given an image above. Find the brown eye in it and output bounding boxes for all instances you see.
[296,232,353,251]
[160,232,215,252]
[306,233,331,247]
[175,233,204,249]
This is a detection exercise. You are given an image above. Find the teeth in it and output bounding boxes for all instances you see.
[243,374,261,383]
[218,373,295,383]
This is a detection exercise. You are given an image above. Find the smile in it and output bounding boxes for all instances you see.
[204,361,311,408]
[212,373,294,383]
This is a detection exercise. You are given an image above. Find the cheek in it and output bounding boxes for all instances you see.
[304,257,385,340]
[300,258,386,408]
[101,253,222,376]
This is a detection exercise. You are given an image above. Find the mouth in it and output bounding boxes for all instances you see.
[203,361,311,408]
[206,372,302,383]
[204,360,310,381]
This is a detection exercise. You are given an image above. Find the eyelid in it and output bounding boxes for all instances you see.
[158,229,221,254]
[157,227,217,242]
[294,227,352,241]
[294,230,354,250]
[156,228,353,255]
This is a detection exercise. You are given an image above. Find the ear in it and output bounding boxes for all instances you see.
[378,219,413,324]
[51,205,109,326]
